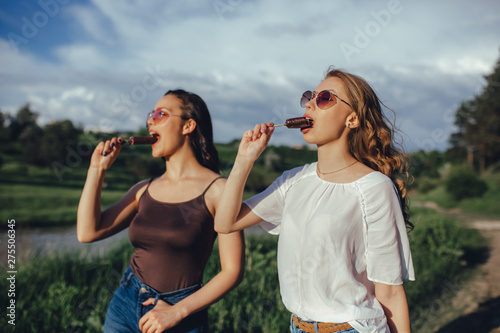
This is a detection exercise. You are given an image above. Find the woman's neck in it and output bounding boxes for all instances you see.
[163,145,204,180]
[316,140,356,171]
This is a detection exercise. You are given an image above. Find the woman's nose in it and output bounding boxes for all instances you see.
[146,115,154,127]
[305,98,316,111]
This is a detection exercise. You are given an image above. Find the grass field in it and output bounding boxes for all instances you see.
[411,171,500,216]
[0,181,127,227]
[0,158,134,227]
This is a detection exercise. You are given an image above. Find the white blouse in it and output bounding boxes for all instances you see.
[244,162,414,333]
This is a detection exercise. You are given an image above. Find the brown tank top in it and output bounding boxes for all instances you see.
[128,177,221,293]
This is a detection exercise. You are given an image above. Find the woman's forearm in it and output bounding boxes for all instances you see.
[375,283,411,332]
[172,261,243,320]
[215,124,274,233]
[214,156,254,233]
[77,167,106,243]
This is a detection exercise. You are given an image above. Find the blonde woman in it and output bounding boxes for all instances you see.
[215,69,414,333]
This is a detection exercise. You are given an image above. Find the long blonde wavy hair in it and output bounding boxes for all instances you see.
[326,68,414,231]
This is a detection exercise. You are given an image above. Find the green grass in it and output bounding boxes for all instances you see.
[405,208,485,299]
[0,240,133,332]
[405,207,488,331]
[410,185,459,209]
[0,182,127,227]
[205,236,288,332]
[0,236,286,332]
[0,159,137,227]
[410,172,500,218]
[459,175,500,216]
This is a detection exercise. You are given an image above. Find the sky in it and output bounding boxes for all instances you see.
[0,0,499,152]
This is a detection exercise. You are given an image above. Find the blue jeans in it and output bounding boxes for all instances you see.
[289,315,359,333]
[104,266,208,333]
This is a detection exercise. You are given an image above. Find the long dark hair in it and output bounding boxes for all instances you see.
[164,89,220,173]
[325,68,414,231]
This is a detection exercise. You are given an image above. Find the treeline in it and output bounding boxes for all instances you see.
[0,105,166,183]
[0,104,84,168]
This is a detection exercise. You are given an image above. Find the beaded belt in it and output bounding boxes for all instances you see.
[292,315,354,333]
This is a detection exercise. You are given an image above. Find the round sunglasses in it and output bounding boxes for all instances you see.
[146,109,184,125]
[300,90,352,109]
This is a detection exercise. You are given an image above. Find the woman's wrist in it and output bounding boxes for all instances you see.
[172,302,190,322]
[232,155,254,178]
[87,165,107,180]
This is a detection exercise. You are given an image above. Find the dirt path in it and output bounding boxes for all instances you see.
[413,202,500,333]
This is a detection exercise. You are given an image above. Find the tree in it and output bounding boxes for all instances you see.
[449,51,500,172]
[39,120,82,166]
[9,103,39,140]
[409,150,445,179]
[8,103,84,167]
[20,124,44,165]
[0,111,8,146]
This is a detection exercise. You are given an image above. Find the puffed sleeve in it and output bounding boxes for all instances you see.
[361,174,415,285]
[244,165,306,235]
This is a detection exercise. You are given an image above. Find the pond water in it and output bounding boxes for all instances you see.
[0,224,266,266]
[0,225,129,265]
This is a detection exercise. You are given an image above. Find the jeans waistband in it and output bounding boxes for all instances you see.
[122,266,202,304]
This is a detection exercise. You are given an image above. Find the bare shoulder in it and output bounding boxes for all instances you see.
[203,174,226,214]
[205,174,227,198]
[130,178,153,201]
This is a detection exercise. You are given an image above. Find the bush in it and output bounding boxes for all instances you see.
[0,241,133,332]
[205,236,288,332]
[246,165,278,193]
[405,207,486,329]
[417,178,441,194]
[445,165,488,201]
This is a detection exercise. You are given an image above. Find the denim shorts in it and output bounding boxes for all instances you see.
[289,315,359,333]
[103,266,208,333]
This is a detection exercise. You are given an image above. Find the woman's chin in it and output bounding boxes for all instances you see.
[302,133,315,144]
[151,150,162,159]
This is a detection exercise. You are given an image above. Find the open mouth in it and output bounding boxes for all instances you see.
[304,118,313,128]
[300,118,313,133]
[149,132,160,144]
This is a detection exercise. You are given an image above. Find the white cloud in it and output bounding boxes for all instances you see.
[60,87,95,102]
[1,0,499,151]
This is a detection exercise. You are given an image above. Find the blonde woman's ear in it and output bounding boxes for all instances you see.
[346,112,360,129]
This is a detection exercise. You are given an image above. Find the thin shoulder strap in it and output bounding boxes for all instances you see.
[201,176,224,197]
[138,177,155,201]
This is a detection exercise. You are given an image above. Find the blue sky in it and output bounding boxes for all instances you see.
[1,0,499,151]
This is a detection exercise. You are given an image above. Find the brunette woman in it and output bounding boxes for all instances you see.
[78,90,244,333]
[215,69,414,333]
